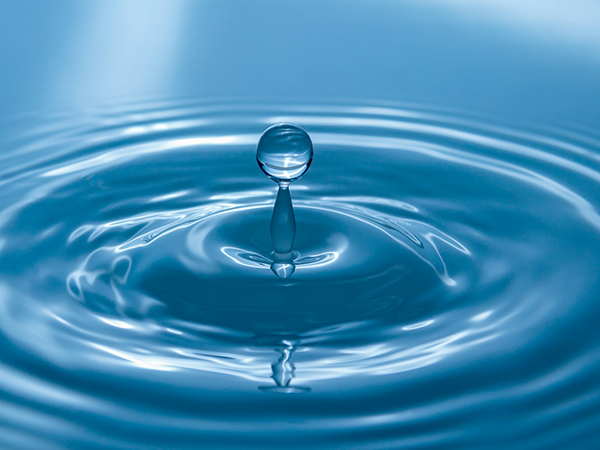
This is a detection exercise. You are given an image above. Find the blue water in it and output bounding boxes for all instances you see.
[2,2,600,449]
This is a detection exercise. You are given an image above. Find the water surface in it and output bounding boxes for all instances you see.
[1,2,600,449]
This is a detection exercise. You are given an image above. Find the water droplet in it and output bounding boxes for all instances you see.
[256,123,313,184]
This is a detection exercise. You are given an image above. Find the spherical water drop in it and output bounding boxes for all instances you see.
[256,123,313,184]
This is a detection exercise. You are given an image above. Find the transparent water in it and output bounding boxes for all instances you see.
[1,2,600,449]
[256,123,313,184]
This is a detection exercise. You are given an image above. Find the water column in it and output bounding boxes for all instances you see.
[256,124,313,278]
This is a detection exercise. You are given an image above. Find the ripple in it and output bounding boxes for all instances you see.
[1,100,600,448]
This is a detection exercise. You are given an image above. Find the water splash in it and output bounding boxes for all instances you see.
[256,123,314,277]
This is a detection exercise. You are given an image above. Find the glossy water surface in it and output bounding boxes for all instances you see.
[1,2,600,449]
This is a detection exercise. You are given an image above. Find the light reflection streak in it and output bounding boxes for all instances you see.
[317,133,600,231]
[210,190,273,200]
[88,343,270,381]
[149,190,190,203]
[402,320,435,330]
[472,310,494,322]
[320,196,419,212]
[98,317,135,330]
[41,135,254,177]
[298,330,501,379]
[89,343,179,372]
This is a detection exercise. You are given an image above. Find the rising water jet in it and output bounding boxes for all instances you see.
[256,123,313,278]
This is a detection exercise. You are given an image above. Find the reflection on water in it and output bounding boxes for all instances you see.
[256,335,311,393]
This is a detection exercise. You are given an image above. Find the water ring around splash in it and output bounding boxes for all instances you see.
[1,100,600,446]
